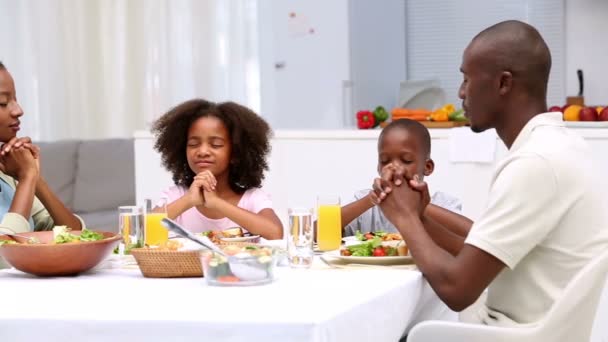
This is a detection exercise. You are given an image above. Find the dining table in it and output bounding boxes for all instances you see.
[0,256,456,342]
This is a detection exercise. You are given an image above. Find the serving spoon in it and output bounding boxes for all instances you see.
[0,233,41,244]
[160,218,225,255]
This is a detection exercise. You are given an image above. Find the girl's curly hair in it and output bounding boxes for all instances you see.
[152,99,272,194]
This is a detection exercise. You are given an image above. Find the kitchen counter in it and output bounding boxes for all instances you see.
[134,127,608,222]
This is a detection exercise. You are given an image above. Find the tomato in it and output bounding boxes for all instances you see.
[364,233,374,241]
[384,246,397,256]
[372,247,386,257]
[217,275,240,283]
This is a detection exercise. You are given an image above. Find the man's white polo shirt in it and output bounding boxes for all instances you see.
[465,112,608,326]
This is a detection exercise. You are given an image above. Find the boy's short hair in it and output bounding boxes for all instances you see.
[0,61,5,70]
[379,119,431,157]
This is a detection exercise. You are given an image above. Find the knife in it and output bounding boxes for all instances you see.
[577,69,584,97]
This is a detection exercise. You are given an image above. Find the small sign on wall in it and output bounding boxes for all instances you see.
[288,12,315,37]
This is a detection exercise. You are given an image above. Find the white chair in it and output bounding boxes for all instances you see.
[408,249,608,342]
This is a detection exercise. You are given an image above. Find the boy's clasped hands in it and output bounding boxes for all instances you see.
[372,163,429,228]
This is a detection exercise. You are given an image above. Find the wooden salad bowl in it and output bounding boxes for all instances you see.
[0,231,120,276]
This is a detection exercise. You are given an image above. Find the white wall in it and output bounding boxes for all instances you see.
[348,0,406,120]
[257,0,351,130]
[565,0,608,107]
[258,0,407,130]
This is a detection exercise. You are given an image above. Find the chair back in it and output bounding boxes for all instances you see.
[591,276,608,342]
[534,249,608,341]
[407,250,608,342]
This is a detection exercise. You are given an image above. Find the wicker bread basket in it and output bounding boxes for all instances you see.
[131,248,203,278]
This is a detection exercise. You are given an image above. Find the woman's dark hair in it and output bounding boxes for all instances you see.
[152,99,272,194]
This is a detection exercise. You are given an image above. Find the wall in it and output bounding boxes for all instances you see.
[348,0,406,123]
[565,0,608,107]
[257,0,351,130]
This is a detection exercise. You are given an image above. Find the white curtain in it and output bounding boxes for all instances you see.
[0,0,259,141]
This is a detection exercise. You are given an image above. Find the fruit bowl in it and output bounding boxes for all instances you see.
[0,231,120,276]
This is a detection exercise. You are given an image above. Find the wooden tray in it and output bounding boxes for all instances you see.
[420,121,469,128]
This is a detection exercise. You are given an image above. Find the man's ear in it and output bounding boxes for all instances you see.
[499,71,513,96]
[424,158,435,176]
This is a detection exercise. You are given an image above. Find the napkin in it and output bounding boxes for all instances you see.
[93,254,138,270]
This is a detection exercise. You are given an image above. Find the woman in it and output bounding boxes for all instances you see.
[0,61,82,236]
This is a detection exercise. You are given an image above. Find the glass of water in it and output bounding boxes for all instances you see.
[287,207,314,268]
[118,205,145,255]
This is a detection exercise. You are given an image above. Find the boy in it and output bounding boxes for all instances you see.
[342,119,463,236]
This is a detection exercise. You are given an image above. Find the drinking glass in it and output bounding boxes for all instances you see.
[316,195,342,251]
[144,197,169,247]
[287,207,314,268]
[118,205,145,255]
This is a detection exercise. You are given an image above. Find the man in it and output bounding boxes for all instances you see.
[374,20,608,326]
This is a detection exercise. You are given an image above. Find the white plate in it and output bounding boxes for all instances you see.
[564,121,608,128]
[220,235,261,243]
[342,236,361,246]
[323,250,413,266]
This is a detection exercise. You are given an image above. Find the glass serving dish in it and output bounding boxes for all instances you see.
[200,245,278,286]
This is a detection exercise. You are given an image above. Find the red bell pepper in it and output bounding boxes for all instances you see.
[356,110,375,129]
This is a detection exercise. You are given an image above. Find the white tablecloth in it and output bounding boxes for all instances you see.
[0,261,454,342]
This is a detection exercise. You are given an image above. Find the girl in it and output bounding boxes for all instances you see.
[152,99,283,239]
[0,61,83,236]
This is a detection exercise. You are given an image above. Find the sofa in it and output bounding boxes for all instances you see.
[36,138,135,233]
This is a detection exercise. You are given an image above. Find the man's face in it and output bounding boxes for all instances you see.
[458,44,500,133]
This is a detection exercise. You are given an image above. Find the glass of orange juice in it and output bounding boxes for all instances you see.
[317,195,342,251]
[145,197,169,247]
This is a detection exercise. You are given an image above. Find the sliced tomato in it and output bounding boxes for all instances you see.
[372,247,386,257]
[364,233,375,241]
[217,275,240,283]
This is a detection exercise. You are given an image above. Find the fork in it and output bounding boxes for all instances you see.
[319,255,417,270]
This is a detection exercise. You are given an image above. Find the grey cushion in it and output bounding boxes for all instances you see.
[79,209,119,233]
[36,140,80,209]
[72,139,135,213]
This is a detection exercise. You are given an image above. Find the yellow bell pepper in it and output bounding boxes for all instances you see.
[442,104,455,113]
[430,110,448,122]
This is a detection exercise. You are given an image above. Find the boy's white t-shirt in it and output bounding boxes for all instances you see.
[343,190,462,236]
[464,113,608,326]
